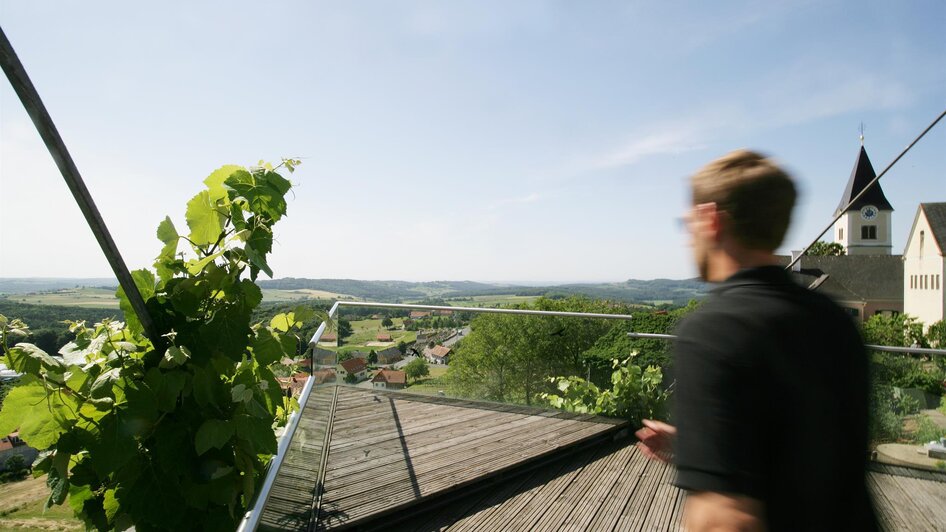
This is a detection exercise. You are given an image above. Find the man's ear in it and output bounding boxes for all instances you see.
[695,202,723,242]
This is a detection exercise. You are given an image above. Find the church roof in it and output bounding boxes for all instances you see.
[921,202,946,253]
[781,255,903,303]
[835,146,894,215]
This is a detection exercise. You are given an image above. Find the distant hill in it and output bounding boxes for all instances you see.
[0,277,708,307]
[257,278,707,305]
[0,278,117,295]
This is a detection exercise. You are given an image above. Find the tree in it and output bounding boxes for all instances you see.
[367,350,378,364]
[0,161,311,531]
[805,241,845,256]
[397,341,408,355]
[337,319,353,339]
[927,320,946,349]
[446,297,627,404]
[381,317,393,328]
[862,313,927,347]
[4,453,26,473]
[404,357,430,384]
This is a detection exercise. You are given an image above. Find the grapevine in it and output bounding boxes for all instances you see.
[0,160,315,531]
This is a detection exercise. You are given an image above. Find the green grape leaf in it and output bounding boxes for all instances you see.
[291,305,316,325]
[103,489,120,522]
[233,414,277,455]
[157,215,179,245]
[269,313,294,333]
[264,170,292,195]
[240,279,263,309]
[145,368,188,413]
[0,375,78,449]
[203,165,245,202]
[185,250,223,276]
[159,345,191,369]
[46,462,70,509]
[185,190,225,247]
[195,419,235,455]
[6,343,64,375]
[90,368,120,399]
[116,269,156,336]
[230,383,253,403]
[192,367,224,411]
[251,328,284,366]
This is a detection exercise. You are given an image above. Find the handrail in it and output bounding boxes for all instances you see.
[239,301,633,531]
[324,300,636,322]
[626,332,946,357]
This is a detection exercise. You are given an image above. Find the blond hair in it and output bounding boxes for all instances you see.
[691,149,797,251]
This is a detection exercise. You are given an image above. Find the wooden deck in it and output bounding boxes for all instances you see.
[386,444,946,532]
[259,385,627,531]
[258,385,946,532]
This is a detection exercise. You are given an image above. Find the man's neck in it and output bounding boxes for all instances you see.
[706,246,778,283]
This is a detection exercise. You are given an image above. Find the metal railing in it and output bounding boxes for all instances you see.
[626,332,946,357]
[239,301,635,531]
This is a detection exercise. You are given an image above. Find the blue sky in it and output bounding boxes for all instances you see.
[1,1,944,283]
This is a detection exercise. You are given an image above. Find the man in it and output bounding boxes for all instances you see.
[637,150,877,531]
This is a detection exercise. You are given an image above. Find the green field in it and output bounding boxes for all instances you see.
[404,365,450,395]
[2,287,120,308]
[260,288,352,302]
[443,295,540,307]
[0,475,81,531]
[0,287,356,309]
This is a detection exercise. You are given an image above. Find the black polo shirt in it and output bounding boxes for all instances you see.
[672,266,877,530]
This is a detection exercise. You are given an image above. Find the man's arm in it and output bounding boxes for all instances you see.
[683,491,765,532]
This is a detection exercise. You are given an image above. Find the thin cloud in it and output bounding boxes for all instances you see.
[488,192,540,210]
[592,129,707,170]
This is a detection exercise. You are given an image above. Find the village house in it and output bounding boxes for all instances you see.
[336,358,368,382]
[427,345,451,365]
[376,332,393,342]
[371,369,407,390]
[375,346,402,365]
[318,331,337,345]
[409,310,431,319]
[0,432,37,472]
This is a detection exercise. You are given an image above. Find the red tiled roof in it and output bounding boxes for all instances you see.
[376,333,393,341]
[276,373,308,396]
[313,369,336,384]
[320,332,337,342]
[409,311,431,318]
[340,357,367,374]
[430,345,451,358]
[372,369,406,385]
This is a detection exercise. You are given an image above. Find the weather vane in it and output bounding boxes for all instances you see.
[859,122,865,146]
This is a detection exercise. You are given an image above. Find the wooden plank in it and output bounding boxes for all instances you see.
[868,473,915,531]
[546,442,634,531]
[610,456,666,531]
[637,458,678,531]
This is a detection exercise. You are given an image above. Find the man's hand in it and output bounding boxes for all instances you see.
[684,491,765,532]
[635,419,676,463]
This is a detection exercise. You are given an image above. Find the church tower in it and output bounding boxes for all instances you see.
[833,143,894,255]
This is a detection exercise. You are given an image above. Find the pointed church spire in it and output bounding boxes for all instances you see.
[834,143,894,216]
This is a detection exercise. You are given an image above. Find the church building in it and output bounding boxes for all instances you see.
[790,140,945,330]
[832,145,894,255]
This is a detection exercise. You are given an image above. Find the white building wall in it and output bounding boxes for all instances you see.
[903,211,945,328]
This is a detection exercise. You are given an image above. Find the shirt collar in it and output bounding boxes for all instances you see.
[710,265,791,294]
